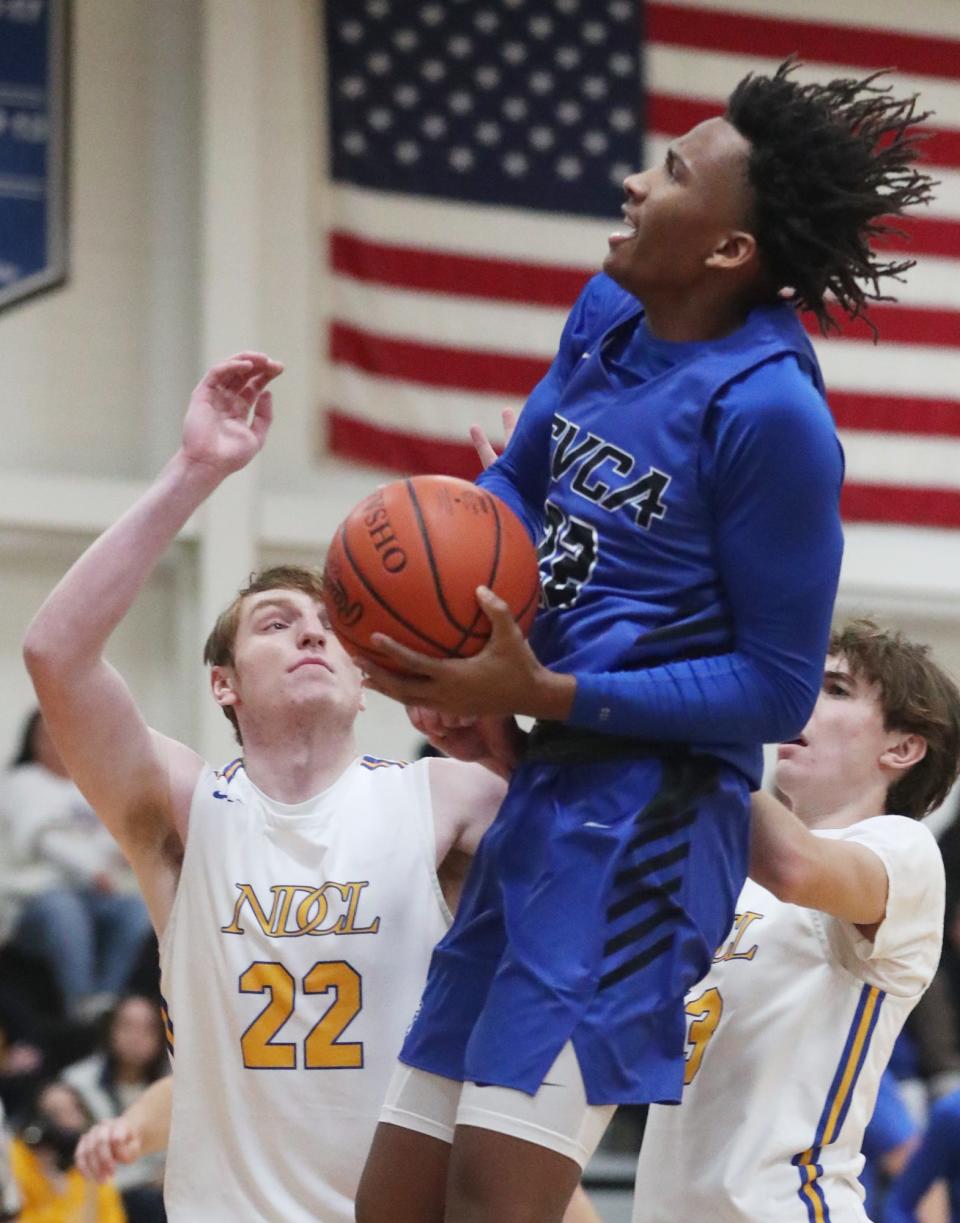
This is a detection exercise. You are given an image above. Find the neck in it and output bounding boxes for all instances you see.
[641,290,750,343]
[238,713,359,804]
[787,779,890,830]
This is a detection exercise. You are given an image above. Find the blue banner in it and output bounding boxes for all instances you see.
[0,0,67,311]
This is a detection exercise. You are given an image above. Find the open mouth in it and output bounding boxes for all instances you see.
[608,206,638,249]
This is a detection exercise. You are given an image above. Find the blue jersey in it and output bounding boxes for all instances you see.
[479,274,844,786]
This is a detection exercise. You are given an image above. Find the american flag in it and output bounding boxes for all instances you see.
[322,0,960,529]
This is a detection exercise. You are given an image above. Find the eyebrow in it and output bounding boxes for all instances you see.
[823,669,854,684]
[248,597,299,618]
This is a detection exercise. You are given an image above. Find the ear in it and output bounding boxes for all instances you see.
[879,731,927,778]
[706,229,757,272]
[210,665,239,711]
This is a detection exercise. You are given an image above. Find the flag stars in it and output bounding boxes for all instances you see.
[582,21,607,43]
[393,28,419,51]
[394,84,419,107]
[556,154,584,180]
[395,139,421,164]
[502,42,527,65]
[475,120,502,145]
[365,0,389,16]
[449,146,475,171]
[419,4,444,26]
[529,70,555,95]
[581,76,608,100]
[448,91,474,115]
[340,76,366,99]
[368,107,394,131]
[610,160,633,185]
[609,52,634,76]
[503,151,530,177]
[502,96,529,121]
[475,65,501,89]
[583,130,609,154]
[421,59,446,81]
[609,107,634,131]
[474,10,499,32]
[421,113,448,138]
[447,34,473,57]
[555,46,581,69]
[529,14,554,38]
[556,100,582,124]
[556,0,580,12]
[529,125,556,150]
[342,131,367,156]
[367,51,392,75]
[607,0,632,18]
[340,20,364,43]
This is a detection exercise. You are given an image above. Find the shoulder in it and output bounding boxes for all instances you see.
[835,814,942,872]
[716,353,836,439]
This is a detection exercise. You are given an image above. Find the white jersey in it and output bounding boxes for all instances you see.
[159,754,450,1223]
[634,816,944,1223]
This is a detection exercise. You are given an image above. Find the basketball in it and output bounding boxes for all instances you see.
[322,475,541,669]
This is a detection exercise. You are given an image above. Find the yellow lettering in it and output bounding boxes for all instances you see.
[339,881,381,935]
[713,911,763,963]
[221,883,282,936]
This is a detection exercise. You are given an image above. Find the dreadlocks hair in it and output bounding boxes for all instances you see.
[725,58,937,336]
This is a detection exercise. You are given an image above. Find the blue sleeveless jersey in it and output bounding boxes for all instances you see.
[479,274,844,786]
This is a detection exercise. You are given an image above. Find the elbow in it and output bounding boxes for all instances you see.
[764,673,820,746]
[752,845,812,906]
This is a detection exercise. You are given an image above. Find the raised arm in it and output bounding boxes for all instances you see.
[22,354,282,931]
[749,790,889,928]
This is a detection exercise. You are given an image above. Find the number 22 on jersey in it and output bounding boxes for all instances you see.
[239,960,363,1069]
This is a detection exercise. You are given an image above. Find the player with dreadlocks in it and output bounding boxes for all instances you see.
[355,60,937,1223]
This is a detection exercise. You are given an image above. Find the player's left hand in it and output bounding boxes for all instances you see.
[362,586,575,720]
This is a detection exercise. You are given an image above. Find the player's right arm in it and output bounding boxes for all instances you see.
[75,1076,172,1183]
[22,354,282,932]
[749,790,890,927]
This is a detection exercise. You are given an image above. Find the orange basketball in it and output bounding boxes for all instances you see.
[322,475,540,669]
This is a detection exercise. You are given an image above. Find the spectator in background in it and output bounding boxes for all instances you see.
[0,709,153,1020]
[887,1091,960,1222]
[861,1069,948,1222]
[9,1080,125,1222]
[63,996,167,1222]
[0,1099,20,1222]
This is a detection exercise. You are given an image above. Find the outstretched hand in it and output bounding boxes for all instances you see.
[470,408,517,471]
[75,1116,143,1183]
[181,352,284,478]
[362,586,574,721]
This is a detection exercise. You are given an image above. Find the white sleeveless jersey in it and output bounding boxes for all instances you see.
[634,816,944,1223]
[159,755,450,1223]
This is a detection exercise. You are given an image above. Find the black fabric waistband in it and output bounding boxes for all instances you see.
[522,721,688,766]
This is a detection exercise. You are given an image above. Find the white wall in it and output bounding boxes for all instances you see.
[1,0,958,772]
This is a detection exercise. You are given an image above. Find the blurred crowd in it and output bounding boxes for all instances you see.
[0,711,168,1223]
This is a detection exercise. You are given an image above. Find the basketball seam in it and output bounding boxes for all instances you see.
[404,478,490,639]
[339,524,462,657]
[449,489,505,655]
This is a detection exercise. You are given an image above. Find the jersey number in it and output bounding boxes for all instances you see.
[538,499,599,610]
[684,986,723,1085]
[239,960,363,1070]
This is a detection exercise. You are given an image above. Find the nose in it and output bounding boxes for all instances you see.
[298,619,327,650]
[623,170,648,201]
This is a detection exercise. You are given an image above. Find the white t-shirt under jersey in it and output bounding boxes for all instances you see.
[159,755,450,1223]
[634,816,944,1223]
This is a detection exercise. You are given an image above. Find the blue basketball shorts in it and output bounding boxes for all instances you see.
[400,751,750,1106]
